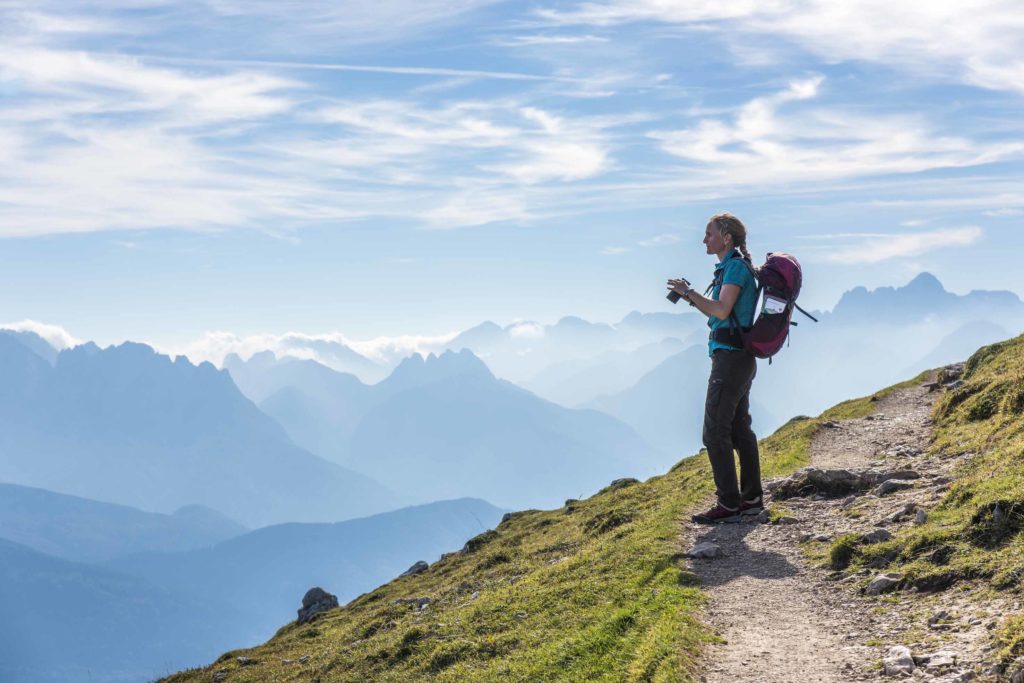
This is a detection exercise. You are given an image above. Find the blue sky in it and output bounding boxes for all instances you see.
[0,1,1021,360]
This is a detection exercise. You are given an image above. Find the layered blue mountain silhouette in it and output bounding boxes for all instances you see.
[0,334,397,527]
[0,483,246,563]
[0,497,502,683]
[109,498,505,645]
[229,348,665,509]
[0,536,236,683]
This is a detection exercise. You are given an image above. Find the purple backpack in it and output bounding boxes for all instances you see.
[726,252,818,362]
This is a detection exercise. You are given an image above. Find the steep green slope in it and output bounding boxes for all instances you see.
[161,384,894,683]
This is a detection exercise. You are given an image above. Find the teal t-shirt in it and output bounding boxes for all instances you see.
[707,250,758,356]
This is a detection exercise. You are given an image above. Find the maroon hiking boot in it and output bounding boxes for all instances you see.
[739,497,764,515]
[691,503,742,524]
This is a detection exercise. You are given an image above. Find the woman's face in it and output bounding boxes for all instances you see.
[703,223,731,254]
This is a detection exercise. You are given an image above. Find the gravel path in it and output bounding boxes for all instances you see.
[681,375,1002,683]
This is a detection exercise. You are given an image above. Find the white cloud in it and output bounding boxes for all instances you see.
[508,321,545,339]
[649,75,1024,186]
[638,233,681,247]
[174,329,459,372]
[0,320,80,349]
[536,1,1024,94]
[809,226,983,265]
[498,34,610,46]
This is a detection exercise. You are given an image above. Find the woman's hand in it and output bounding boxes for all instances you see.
[667,278,691,296]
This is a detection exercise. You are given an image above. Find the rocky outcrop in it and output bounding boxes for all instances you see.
[296,587,338,625]
[767,467,920,499]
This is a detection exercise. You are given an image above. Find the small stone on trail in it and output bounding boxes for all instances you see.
[915,650,958,669]
[875,479,915,496]
[776,515,799,525]
[866,573,903,595]
[946,379,966,390]
[883,645,915,676]
[915,509,928,525]
[755,510,770,524]
[861,529,893,544]
[841,495,857,509]
[686,542,722,559]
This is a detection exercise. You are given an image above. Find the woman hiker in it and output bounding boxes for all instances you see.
[667,213,764,524]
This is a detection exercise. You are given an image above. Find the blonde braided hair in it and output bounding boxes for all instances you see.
[709,213,752,263]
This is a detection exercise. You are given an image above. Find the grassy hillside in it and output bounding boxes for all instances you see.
[849,335,1024,668]
[162,386,886,683]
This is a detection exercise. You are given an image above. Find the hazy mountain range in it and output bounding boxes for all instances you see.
[0,497,503,683]
[0,483,245,563]
[0,332,398,527]
[229,348,666,509]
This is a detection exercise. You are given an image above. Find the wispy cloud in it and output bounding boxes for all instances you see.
[650,75,1024,186]
[535,1,1024,94]
[497,34,610,46]
[804,226,983,265]
[638,233,681,247]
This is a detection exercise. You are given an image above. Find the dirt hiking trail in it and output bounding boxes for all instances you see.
[682,375,1009,683]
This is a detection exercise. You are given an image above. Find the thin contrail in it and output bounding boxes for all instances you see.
[137,54,582,83]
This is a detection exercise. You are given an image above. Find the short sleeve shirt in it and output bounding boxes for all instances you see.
[707,249,759,356]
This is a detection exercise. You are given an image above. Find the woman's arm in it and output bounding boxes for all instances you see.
[670,281,741,320]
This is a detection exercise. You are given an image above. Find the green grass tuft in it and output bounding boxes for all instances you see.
[829,533,862,570]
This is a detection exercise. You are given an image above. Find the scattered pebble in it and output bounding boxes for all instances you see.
[686,542,723,559]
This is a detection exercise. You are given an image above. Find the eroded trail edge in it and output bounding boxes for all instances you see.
[682,376,1007,683]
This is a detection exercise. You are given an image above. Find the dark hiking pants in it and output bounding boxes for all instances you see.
[702,348,762,510]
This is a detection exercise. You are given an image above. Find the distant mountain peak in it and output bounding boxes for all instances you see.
[904,271,945,292]
[387,348,494,387]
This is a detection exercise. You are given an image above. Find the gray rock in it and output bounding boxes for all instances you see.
[606,477,639,491]
[861,529,893,544]
[866,573,903,595]
[871,469,921,483]
[883,645,915,676]
[400,560,429,577]
[946,379,966,390]
[755,510,771,524]
[875,479,916,496]
[776,515,799,525]
[915,509,928,525]
[213,671,228,682]
[841,495,858,509]
[928,609,951,627]
[1012,662,1024,683]
[237,656,256,666]
[686,542,722,559]
[500,512,513,524]
[916,650,958,669]
[941,363,965,382]
[297,587,339,625]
